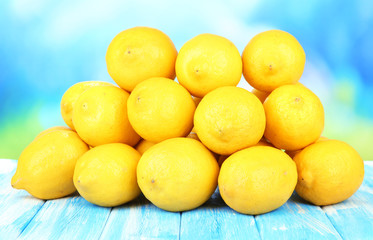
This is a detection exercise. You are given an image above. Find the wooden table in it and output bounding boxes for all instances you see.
[1,159,373,240]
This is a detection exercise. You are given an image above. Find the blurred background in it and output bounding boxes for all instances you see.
[1,0,372,160]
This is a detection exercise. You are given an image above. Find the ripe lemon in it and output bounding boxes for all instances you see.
[263,84,324,151]
[74,143,141,207]
[194,86,266,155]
[34,126,71,140]
[175,33,242,97]
[11,129,89,199]
[217,138,273,167]
[286,136,328,158]
[135,139,156,155]
[251,88,270,103]
[106,27,177,92]
[127,77,195,142]
[73,85,140,147]
[137,138,219,212]
[294,140,364,206]
[242,30,305,92]
[219,146,297,215]
[61,81,114,130]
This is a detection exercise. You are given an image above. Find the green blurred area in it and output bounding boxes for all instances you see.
[0,105,44,160]
[323,81,373,160]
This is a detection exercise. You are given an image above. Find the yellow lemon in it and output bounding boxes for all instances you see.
[294,140,364,206]
[11,129,89,199]
[127,77,195,142]
[135,139,156,155]
[219,146,297,215]
[242,30,305,92]
[194,86,266,155]
[176,33,242,97]
[61,81,114,130]
[217,138,273,167]
[34,126,71,140]
[263,84,324,151]
[74,143,141,207]
[137,138,219,212]
[106,27,177,92]
[73,85,140,147]
[286,136,329,158]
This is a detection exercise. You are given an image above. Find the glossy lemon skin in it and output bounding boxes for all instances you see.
[242,30,305,92]
[61,81,114,130]
[127,77,195,143]
[106,27,177,92]
[294,140,364,206]
[73,85,140,147]
[263,84,324,151]
[74,143,141,207]
[11,129,89,199]
[137,138,219,212]
[176,33,242,97]
[219,146,297,215]
[194,86,266,155]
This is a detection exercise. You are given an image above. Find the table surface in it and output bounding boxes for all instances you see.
[1,159,373,240]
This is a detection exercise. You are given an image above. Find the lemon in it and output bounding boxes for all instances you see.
[11,129,89,199]
[194,86,266,155]
[263,84,324,151]
[242,30,305,92]
[34,126,71,140]
[219,146,297,215]
[176,33,242,97]
[74,143,141,207]
[106,27,177,92]
[294,140,364,205]
[61,81,114,130]
[73,85,140,147]
[217,138,273,167]
[286,136,328,158]
[137,138,219,212]
[127,77,195,143]
[135,139,156,155]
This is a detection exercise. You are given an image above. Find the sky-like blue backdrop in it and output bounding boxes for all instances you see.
[1,0,372,159]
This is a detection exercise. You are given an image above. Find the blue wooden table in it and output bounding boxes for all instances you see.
[1,159,373,240]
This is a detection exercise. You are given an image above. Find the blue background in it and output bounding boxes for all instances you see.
[1,0,372,159]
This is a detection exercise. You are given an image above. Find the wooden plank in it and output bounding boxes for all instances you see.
[100,195,180,240]
[17,196,111,240]
[0,160,45,240]
[0,159,17,193]
[322,163,373,239]
[180,188,261,240]
[0,159,17,203]
[1,160,372,239]
[255,193,342,239]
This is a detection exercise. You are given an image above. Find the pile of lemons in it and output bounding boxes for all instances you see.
[12,27,364,215]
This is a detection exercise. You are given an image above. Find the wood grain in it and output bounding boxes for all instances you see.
[18,196,111,240]
[322,164,373,240]
[180,189,261,240]
[100,195,180,240]
[0,160,45,240]
[1,159,373,239]
[255,193,342,240]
